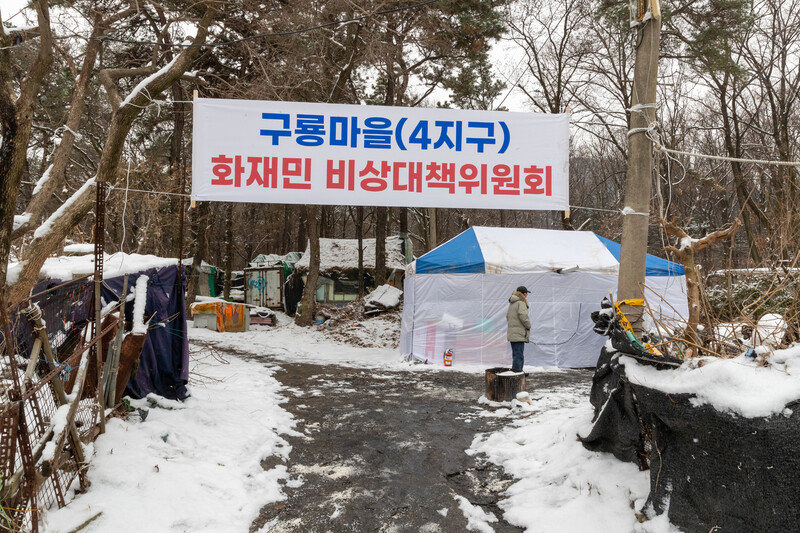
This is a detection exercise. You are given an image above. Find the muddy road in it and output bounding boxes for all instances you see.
[240,356,592,532]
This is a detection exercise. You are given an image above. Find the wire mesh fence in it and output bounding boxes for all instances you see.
[0,277,108,533]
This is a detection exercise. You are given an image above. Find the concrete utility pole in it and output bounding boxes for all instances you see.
[617,0,661,335]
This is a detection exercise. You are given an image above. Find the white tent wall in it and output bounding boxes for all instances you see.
[401,272,689,368]
[642,275,690,325]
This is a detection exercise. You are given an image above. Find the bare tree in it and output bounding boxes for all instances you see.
[661,218,741,357]
[8,2,217,303]
[0,0,53,288]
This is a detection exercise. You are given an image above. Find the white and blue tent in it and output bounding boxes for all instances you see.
[400,226,688,368]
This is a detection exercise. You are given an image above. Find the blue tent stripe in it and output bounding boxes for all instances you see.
[595,234,685,276]
[416,227,485,273]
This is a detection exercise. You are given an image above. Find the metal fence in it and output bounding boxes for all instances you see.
[0,277,114,532]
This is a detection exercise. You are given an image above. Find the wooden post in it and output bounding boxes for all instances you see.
[104,274,129,407]
[42,343,93,477]
[22,304,85,464]
[617,0,661,335]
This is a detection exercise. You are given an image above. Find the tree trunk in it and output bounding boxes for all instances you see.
[399,207,408,236]
[186,201,210,307]
[398,207,410,265]
[561,210,573,230]
[375,206,387,286]
[428,208,438,251]
[295,205,320,326]
[170,83,186,257]
[678,249,702,357]
[0,87,19,289]
[357,206,365,298]
[296,208,307,252]
[11,12,111,242]
[0,0,53,288]
[281,204,290,253]
[719,77,764,264]
[661,217,741,358]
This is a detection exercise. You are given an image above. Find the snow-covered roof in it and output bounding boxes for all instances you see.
[248,253,283,268]
[407,226,683,276]
[6,252,179,284]
[295,236,406,273]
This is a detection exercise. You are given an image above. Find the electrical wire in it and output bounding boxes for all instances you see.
[108,185,190,198]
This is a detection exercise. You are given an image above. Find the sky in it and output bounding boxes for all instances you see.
[2,1,31,25]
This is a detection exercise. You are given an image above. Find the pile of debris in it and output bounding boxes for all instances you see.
[364,284,403,316]
[316,285,403,349]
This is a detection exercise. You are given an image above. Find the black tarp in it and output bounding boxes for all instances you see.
[582,300,800,531]
[633,383,800,531]
[102,264,190,400]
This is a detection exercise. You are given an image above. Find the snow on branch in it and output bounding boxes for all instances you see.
[33,178,95,240]
[119,56,180,109]
[660,218,742,256]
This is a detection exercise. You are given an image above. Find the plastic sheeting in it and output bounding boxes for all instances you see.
[400,271,688,368]
[102,265,190,400]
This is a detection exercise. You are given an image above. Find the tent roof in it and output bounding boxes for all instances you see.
[410,226,684,276]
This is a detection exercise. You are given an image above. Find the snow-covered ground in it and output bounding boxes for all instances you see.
[469,389,676,533]
[43,348,297,533]
[43,314,680,532]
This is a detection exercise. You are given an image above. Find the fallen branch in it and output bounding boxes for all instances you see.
[66,511,102,533]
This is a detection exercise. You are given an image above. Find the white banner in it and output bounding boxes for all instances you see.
[191,97,569,210]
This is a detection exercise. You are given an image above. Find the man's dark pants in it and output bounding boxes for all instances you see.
[510,342,525,371]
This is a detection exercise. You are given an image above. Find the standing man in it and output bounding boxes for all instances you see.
[506,286,531,372]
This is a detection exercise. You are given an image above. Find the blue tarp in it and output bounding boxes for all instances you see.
[415,227,485,274]
[594,235,684,276]
[102,264,190,400]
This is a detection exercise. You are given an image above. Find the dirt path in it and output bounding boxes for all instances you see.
[238,353,592,532]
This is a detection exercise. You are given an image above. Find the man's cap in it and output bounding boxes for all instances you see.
[516,286,529,294]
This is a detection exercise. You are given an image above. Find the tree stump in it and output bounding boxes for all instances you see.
[485,367,526,402]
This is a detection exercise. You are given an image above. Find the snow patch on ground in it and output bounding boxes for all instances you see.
[454,494,497,532]
[40,304,686,532]
[43,351,297,533]
[470,384,682,532]
[189,312,432,371]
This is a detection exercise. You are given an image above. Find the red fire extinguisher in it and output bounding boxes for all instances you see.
[443,348,454,367]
